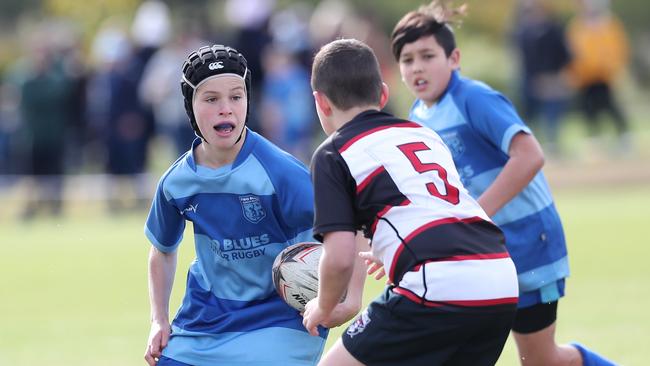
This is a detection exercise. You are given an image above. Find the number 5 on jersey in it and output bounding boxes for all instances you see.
[397,141,460,205]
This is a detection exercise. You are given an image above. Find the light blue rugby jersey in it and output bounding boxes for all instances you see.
[145,130,325,366]
[409,70,570,306]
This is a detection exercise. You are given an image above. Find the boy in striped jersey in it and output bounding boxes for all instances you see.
[302,38,518,366]
[391,1,616,365]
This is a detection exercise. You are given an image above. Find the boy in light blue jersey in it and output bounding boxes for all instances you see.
[143,45,364,366]
[391,2,616,366]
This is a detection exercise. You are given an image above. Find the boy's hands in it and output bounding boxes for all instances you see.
[144,320,171,366]
[302,297,328,336]
[303,296,360,336]
[359,251,389,282]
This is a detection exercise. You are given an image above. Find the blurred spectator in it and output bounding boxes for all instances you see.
[309,0,350,48]
[0,80,22,177]
[260,6,315,163]
[0,85,9,174]
[57,26,90,174]
[1,48,34,184]
[19,43,73,219]
[139,31,204,156]
[226,0,274,133]
[87,12,159,213]
[566,0,631,152]
[513,0,572,156]
[309,1,398,114]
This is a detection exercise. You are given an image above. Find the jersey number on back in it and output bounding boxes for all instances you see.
[397,142,460,205]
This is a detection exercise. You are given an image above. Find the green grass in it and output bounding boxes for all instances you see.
[1,184,649,365]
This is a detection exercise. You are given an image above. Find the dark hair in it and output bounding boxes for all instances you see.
[391,1,466,61]
[311,39,383,111]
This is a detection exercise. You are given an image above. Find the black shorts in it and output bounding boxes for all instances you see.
[512,301,558,334]
[341,287,516,366]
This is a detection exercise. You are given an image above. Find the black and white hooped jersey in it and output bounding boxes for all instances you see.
[311,110,518,310]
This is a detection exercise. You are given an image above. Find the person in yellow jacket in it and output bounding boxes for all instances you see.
[566,0,630,148]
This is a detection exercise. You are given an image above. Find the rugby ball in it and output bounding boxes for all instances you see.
[272,242,322,312]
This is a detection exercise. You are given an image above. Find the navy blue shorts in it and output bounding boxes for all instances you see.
[341,287,516,366]
[156,355,192,366]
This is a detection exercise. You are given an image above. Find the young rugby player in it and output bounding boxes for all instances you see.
[143,44,364,366]
[391,2,616,365]
[303,38,519,366]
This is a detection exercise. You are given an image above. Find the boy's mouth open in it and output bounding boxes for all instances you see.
[213,122,236,136]
[414,78,428,91]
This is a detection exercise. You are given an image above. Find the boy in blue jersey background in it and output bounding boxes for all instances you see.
[391,2,616,366]
[143,44,365,366]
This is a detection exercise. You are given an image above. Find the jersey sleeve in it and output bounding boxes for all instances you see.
[464,86,531,154]
[144,180,185,253]
[311,143,357,242]
[274,157,315,240]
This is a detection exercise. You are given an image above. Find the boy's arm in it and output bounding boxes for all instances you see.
[303,230,356,336]
[322,232,368,327]
[478,132,545,217]
[144,247,177,366]
[319,230,357,312]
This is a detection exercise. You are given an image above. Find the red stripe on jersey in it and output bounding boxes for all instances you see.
[403,216,485,243]
[371,199,411,233]
[356,166,386,194]
[443,298,519,306]
[388,216,486,282]
[338,122,421,153]
[393,287,518,307]
[411,252,509,270]
[431,252,511,262]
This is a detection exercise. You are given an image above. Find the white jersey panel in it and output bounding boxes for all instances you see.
[371,204,489,279]
[399,258,519,302]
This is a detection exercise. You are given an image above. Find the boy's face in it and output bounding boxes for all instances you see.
[193,75,247,149]
[398,35,459,107]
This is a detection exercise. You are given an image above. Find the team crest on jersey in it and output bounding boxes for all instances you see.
[442,132,465,158]
[239,195,266,224]
[346,309,371,338]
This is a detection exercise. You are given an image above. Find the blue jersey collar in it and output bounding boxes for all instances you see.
[186,128,257,171]
[444,69,461,99]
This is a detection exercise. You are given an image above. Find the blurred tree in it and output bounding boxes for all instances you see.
[0,0,42,24]
[44,0,138,46]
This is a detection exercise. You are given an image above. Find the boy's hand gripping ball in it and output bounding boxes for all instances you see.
[272,242,322,312]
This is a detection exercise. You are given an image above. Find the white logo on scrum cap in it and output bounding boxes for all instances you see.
[208,61,224,70]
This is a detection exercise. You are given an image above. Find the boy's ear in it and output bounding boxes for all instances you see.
[449,48,461,69]
[379,82,390,109]
[313,91,333,116]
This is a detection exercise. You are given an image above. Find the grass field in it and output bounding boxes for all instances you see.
[1,181,649,365]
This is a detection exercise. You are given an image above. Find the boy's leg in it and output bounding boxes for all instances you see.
[512,299,580,366]
[318,338,364,366]
[512,301,616,366]
[513,321,582,366]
